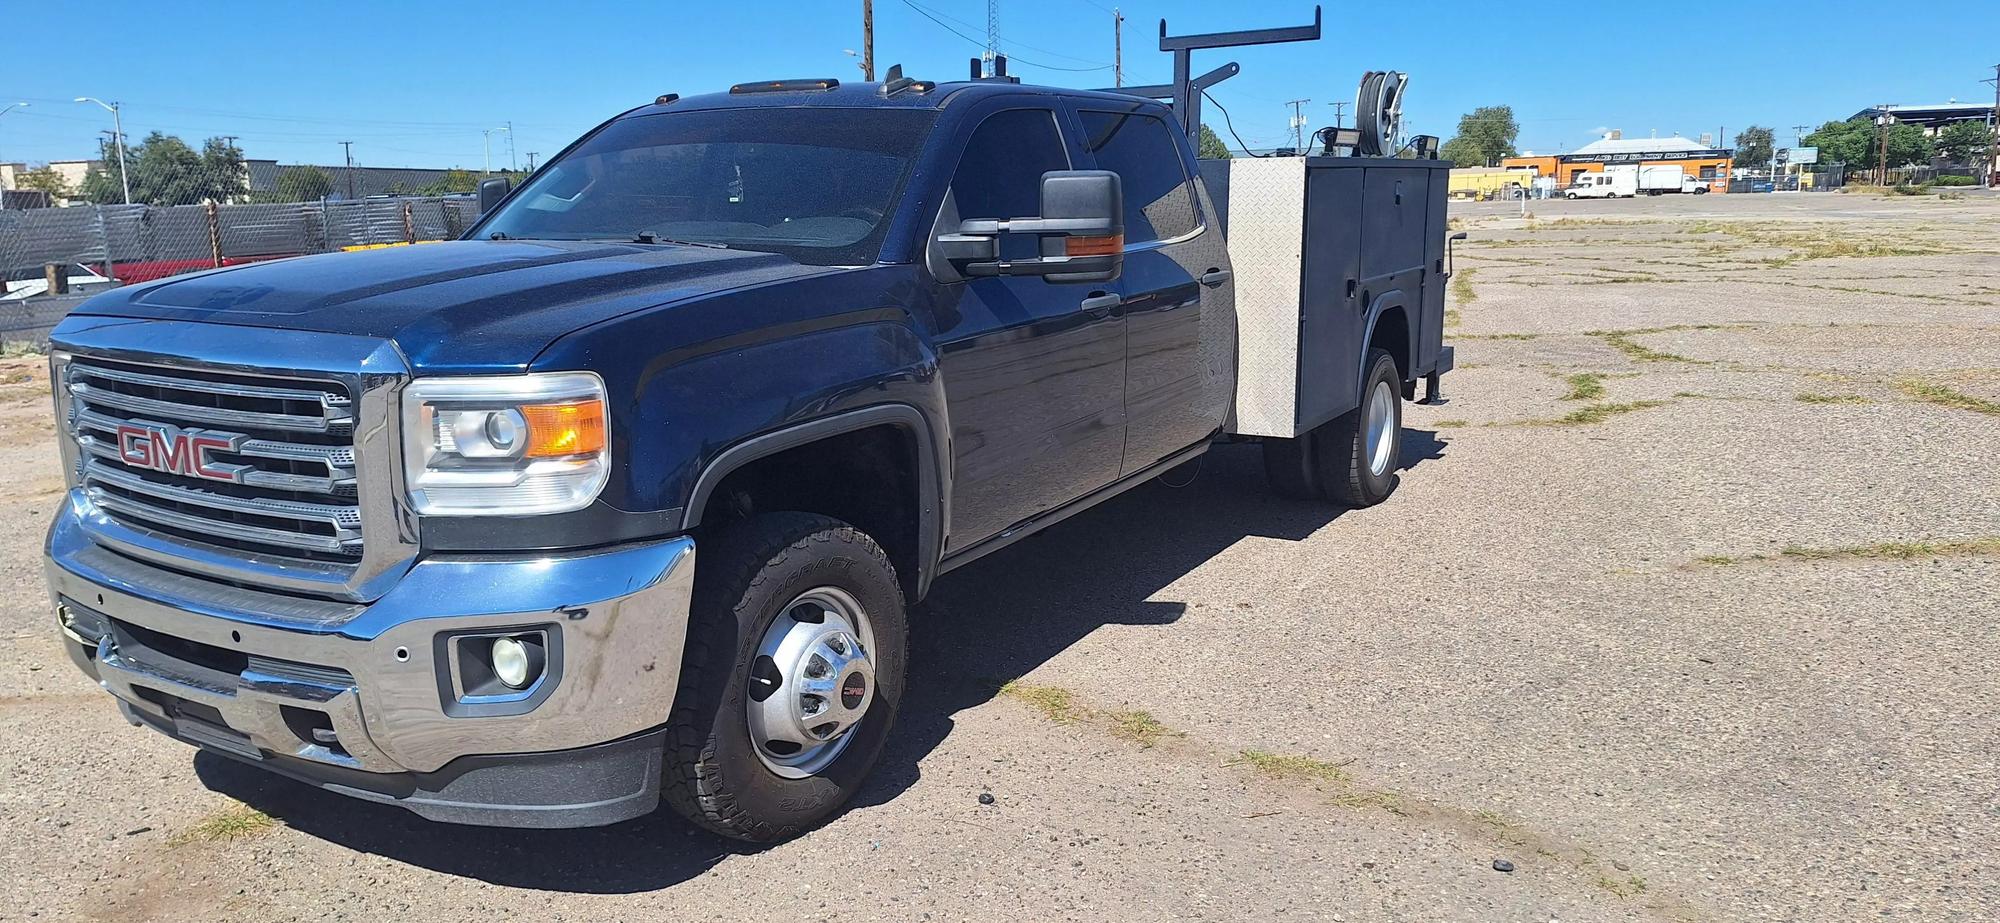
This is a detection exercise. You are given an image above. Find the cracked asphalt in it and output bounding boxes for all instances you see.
[1,191,1996,922]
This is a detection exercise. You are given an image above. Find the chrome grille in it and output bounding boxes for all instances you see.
[64,356,364,565]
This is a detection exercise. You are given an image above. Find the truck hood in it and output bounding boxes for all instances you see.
[69,240,833,372]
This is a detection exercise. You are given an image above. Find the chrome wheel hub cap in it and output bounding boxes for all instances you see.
[747,587,877,778]
[1365,379,1396,477]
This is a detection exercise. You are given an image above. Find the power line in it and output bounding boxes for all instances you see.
[897,0,1113,71]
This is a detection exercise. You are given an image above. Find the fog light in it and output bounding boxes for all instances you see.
[491,637,534,688]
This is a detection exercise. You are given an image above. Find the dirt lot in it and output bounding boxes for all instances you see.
[1,191,1996,922]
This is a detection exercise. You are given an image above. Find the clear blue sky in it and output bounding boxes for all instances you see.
[4,0,1995,168]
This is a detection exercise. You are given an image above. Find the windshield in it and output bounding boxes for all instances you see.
[474,108,936,265]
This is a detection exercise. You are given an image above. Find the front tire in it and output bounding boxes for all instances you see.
[660,512,908,842]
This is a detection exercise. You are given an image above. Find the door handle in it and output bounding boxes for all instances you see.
[1199,268,1232,287]
[1080,292,1122,315]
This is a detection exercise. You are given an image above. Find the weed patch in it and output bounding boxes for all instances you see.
[1896,379,2000,416]
[1560,372,1606,401]
[1593,331,1701,363]
[1795,392,1871,405]
[1229,750,1351,784]
[1450,267,1477,306]
[1692,538,2000,567]
[168,806,276,847]
[1538,400,1668,426]
[1107,710,1182,748]
[999,681,1083,724]
[1596,874,1649,898]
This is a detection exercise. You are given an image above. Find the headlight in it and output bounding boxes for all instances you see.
[401,371,609,516]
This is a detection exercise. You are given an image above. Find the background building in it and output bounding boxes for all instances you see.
[1503,132,1734,192]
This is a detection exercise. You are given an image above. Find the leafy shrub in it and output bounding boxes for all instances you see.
[1929,175,1976,187]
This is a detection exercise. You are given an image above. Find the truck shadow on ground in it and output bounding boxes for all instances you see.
[197,432,1447,893]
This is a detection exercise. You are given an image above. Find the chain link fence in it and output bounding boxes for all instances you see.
[2,158,491,330]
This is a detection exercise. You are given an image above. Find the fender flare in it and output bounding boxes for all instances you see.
[1359,287,1411,390]
[682,403,947,598]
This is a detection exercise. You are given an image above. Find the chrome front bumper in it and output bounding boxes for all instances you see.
[45,495,696,781]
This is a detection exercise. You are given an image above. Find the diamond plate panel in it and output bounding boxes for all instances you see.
[1206,158,1306,437]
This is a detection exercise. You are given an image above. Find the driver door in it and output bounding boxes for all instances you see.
[927,105,1128,553]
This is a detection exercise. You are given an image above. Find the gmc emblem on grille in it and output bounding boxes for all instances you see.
[113,423,248,483]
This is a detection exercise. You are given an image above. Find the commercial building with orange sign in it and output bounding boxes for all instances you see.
[1502,133,1734,192]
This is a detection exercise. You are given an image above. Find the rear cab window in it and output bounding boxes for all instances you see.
[1077,108,1200,245]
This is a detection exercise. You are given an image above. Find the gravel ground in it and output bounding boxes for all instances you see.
[2,191,1997,922]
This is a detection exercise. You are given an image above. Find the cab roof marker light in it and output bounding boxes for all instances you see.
[729,79,841,95]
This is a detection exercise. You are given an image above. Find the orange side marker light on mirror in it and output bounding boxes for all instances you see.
[1065,234,1123,257]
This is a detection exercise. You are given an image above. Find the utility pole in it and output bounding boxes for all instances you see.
[1328,100,1347,129]
[506,120,517,172]
[1113,7,1123,87]
[1984,65,1999,188]
[525,152,538,172]
[860,0,874,81]
[340,141,355,199]
[1874,108,1892,186]
[1790,124,1810,147]
[1285,98,1311,154]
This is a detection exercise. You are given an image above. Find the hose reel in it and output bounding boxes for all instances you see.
[1353,71,1407,158]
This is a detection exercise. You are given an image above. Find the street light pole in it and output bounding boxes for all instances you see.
[75,97,130,205]
[0,102,28,167]
[483,126,509,177]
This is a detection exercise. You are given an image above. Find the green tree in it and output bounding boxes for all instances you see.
[1197,124,1232,160]
[1438,106,1518,167]
[1732,126,1774,168]
[14,165,70,199]
[1802,117,1934,170]
[1934,120,1991,165]
[272,165,334,202]
[78,132,247,205]
[419,168,481,196]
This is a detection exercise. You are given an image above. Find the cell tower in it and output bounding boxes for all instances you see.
[982,0,999,78]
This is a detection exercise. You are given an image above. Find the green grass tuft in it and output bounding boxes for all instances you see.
[1450,267,1478,306]
[1795,392,1871,405]
[1694,538,2000,567]
[168,805,277,847]
[1542,400,1668,426]
[1596,874,1649,898]
[1229,749,1351,784]
[1106,710,1182,748]
[999,680,1083,724]
[1896,380,2000,416]
[1560,372,1607,401]
[1594,330,1701,364]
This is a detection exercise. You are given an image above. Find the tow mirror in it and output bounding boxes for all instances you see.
[937,170,1123,284]
[478,177,511,215]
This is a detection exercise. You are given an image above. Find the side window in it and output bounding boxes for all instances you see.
[1078,110,1199,244]
[949,109,1069,220]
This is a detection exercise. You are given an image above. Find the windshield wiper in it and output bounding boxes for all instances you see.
[631,231,728,249]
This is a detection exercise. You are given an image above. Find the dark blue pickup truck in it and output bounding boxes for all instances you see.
[41,72,1453,841]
